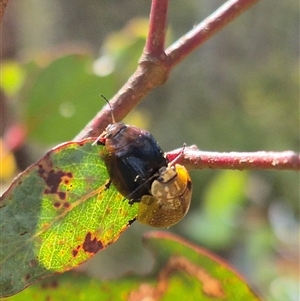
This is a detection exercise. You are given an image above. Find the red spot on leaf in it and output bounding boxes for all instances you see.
[58,191,66,200]
[72,245,81,257]
[83,232,103,254]
[63,202,70,208]
[54,202,61,208]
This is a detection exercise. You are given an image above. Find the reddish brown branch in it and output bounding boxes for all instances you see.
[144,0,168,56]
[166,0,260,66]
[74,0,299,173]
[74,59,170,140]
[0,0,9,22]
[76,0,260,140]
[75,0,171,141]
[167,146,300,171]
[73,1,300,172]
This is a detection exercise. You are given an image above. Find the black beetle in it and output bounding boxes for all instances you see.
[98,122,168,202]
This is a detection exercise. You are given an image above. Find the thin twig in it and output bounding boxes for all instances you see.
[166,0,260,66]
[167,146,300,171]
[144,0,168,56]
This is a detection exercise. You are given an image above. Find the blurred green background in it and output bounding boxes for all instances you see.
[1,1,299,300]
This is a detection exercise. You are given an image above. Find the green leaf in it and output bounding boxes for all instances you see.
[0,139,138,297]
[143,231,262,301]
[22,54,115,144]
[2,272,137,301]
[3,231,263,301]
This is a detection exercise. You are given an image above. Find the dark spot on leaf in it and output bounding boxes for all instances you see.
[54,202,61,208]
[83,232,103,254]
[30,259,38,267]
[38,164,72,200]
[72,245,81,257]
[58,191,66,200]
[43,170,64,194]
[25,274,31,281]
[72,249,78,257]
[63,202,70,208]
[20,231,28,236]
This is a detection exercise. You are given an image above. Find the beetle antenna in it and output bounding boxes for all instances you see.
[100,94,116,124]
[169,143,186,166]
[92,95,116,146]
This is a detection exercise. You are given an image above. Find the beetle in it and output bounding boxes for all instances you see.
[137,163,192,228]
[98,122,168,202]
[96,96,192,227]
